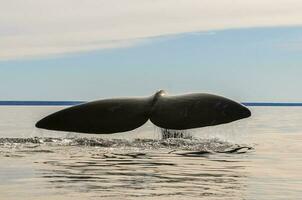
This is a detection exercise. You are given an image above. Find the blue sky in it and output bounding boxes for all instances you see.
[1,0,302,102]
[1,26,302,102]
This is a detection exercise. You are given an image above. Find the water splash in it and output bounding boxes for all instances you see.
[0,137,253,155]
[160,129,193,140]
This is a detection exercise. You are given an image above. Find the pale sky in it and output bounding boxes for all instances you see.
[1,0,302,59]
[0,1,302,102]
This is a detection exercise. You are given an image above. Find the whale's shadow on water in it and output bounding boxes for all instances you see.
[0,137,253,199]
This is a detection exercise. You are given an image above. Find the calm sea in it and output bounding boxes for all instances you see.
[0,104,301,200]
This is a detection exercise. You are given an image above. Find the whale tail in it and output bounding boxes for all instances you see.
[36,98,151,134]
[150,93,251,130]
[36,91,251,134]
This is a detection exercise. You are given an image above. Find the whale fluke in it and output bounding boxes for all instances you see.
[36,90,251,134]
[36,98,151,134]
[150,92,251,130]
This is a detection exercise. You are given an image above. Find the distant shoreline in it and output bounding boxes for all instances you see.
[0,101,85,106]
[242,103,302,107]
[0,101,302,107]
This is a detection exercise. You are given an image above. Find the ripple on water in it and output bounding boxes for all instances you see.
[0,137,253,151]
[0,137,253,199]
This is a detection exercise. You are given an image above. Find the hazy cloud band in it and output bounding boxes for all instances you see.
[1,0,302,59]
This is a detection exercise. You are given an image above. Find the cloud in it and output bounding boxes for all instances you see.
[1,0,302,60]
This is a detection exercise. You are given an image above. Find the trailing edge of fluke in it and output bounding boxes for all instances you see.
[35,90,251,134]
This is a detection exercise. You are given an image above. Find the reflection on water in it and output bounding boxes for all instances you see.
[0,138,251,199]
[41,152,247,199]
[1,106,302,199]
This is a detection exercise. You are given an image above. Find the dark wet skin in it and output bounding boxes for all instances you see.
[36,90,251,134]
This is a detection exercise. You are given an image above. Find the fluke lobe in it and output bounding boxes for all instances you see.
[36,90,251,134]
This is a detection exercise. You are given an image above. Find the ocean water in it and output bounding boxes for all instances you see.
[0,106,301,200]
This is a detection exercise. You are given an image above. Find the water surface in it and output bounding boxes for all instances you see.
[0,106,301,199]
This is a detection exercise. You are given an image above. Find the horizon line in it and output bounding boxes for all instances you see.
[0,101,302,107]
